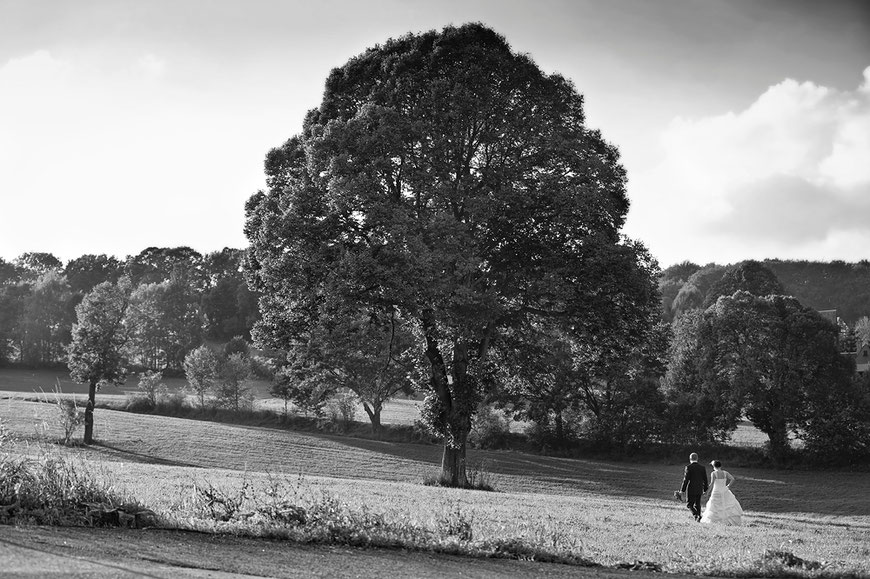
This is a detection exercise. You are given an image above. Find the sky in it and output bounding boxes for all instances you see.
[1,0,868,268]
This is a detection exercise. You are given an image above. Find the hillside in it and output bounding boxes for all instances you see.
[661,259,870,324]
[764,259,870,324]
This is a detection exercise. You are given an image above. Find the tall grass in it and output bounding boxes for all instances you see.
[0,438,148,526]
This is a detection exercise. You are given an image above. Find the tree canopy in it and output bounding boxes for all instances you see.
[244,23,659,484]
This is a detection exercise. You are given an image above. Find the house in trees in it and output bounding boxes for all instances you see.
[852,342,870,376]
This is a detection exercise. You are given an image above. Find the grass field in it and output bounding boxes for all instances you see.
[2,391,868,576]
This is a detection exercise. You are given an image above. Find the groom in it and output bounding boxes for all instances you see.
[680,452,708,522]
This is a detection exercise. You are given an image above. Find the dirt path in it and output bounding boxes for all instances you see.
[0,525,697,579]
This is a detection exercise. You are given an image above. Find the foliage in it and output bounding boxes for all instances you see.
[126,278,203,372]
[468,403,511,450]
[14,252,63,280]
[223,335,250,358]
[19,271,75,365]
[669,263,726,319]
[662,309,743,443]
[183,345,220,407]
[125,246,205,288]
[1,247,259,371]
[659,261,701,321]
[799,373,870,464]
[202,274,259,341]
[64,254,123,295]
[0,282,29,365]
[270,351,333,417]
[496,317,668,449]
[244,23,658,486]
[288,307,420,436]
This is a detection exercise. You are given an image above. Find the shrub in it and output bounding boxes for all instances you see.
[223,336,250,359]
[326,389,357,429]
[137,370,168,408]
[0,418,9,448]
[468,404,511,449]
[55,397,84,446]
[436,501,473,541]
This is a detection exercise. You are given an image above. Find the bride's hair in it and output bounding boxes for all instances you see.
[711,460,722,468]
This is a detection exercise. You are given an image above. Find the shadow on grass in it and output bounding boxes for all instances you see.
[92,441,202,469]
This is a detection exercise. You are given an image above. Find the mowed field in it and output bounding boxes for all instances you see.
[1,377,869,576]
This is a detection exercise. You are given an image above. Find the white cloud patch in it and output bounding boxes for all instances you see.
[628,66,870,266]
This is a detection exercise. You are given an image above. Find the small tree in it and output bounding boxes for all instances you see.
[67,278,132,444]
[137,370,167,408]
[214,353,252,411]
[270,368,297,415]
[184,345,219,407]
[293,308,419,437]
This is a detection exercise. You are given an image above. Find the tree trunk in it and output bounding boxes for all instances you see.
[554,411,564,441]
[363,403,382,439]
[83,378,97,444]
[441,442,468,487]
[765,424,790,460]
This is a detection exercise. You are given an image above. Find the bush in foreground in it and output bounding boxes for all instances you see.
[0,450,150,526]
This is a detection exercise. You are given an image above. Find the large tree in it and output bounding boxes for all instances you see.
[667,291,852,459]
[244,24,658,485]
[67,278,132,444]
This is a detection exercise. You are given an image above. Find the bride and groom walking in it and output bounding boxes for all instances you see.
[678,452,743,525]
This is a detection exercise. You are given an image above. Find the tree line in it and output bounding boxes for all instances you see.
[0,247,259,370]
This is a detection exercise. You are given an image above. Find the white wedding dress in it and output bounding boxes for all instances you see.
[700,470,743,525]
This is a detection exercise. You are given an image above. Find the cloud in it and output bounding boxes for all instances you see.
[628,66,870,266]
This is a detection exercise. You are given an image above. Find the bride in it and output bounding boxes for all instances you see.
[700,460,743,525]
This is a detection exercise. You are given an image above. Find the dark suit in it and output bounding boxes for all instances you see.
[681,461,708,519]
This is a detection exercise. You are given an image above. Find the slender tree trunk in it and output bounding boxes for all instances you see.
[83,378,97,444]
[554,411,564,441]
[765,423,790,460]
